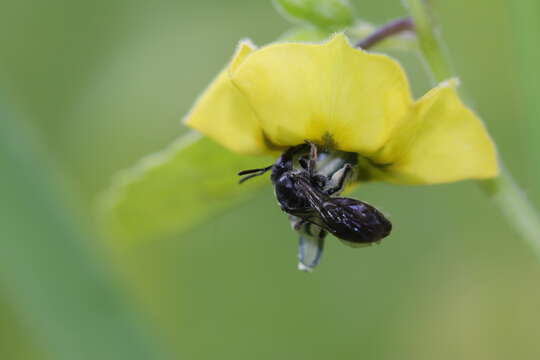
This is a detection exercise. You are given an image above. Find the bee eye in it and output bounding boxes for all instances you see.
[274,175,310,211]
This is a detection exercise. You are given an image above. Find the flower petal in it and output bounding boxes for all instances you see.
[184,41,268,155]
[375,80,499,184]
[230,33,412,155]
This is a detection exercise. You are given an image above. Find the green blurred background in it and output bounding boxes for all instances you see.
[2,0,540,359]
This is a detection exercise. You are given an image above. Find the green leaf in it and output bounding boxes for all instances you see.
[103,131,272,243]
[0,106,166,360]
[273,0,355,31]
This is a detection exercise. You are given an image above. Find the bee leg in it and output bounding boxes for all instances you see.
[305,140,318,175]
[325,163,353,195]
[294,219,326,272]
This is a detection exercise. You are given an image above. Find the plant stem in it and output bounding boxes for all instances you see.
[403,0,451,82]
[403,0,540,257]
[355,17,414,50]
[479,170,540,257]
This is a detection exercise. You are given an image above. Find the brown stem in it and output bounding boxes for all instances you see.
[355,17,415,50]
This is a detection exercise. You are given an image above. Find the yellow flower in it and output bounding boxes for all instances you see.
[184,33,498,185]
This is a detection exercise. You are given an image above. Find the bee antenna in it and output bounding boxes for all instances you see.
[237,165,273,184]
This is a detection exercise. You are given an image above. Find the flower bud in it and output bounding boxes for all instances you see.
[273,0,354,31]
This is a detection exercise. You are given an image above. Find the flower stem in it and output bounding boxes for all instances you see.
[479,170,540,257]
[355,17,414,50]
[403,0,540,257]
[402,0,451,81]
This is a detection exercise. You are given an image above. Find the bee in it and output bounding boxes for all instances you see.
[238,142,392,271]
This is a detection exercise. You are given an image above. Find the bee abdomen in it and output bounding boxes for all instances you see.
[322,197,392,245]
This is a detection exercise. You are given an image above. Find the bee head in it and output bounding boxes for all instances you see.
[273,171,311,212]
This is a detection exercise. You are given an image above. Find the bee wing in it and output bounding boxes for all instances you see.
[296,179,392,245]
[293,179,335,231]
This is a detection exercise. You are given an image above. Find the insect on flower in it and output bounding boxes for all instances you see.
[181,33,498,271]
[238,141,392,271]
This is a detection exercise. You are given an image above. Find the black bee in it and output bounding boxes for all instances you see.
[238,142,391,271]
